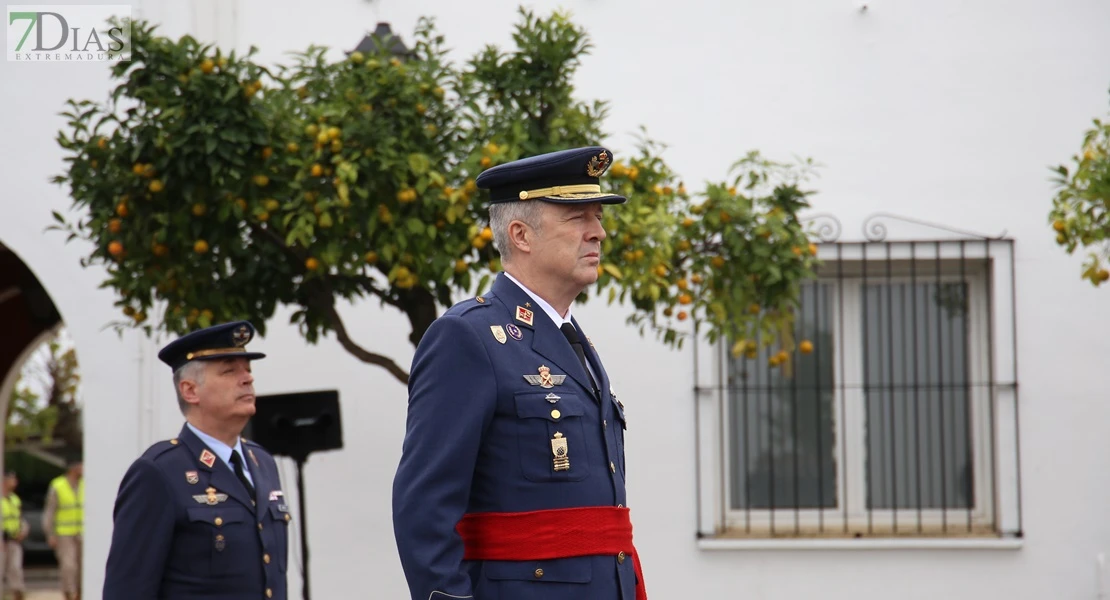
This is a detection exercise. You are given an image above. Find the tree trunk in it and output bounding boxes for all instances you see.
[401,287,440,349]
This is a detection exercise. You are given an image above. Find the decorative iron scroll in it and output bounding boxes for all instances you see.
[862,213,1007,242]
[799,213,842,242]
[801,212,1007,242]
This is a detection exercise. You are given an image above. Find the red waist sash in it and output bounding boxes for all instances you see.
[457,506,646,599]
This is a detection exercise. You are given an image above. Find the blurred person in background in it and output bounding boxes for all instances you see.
[43,456,83,600]
[2,470,30,600]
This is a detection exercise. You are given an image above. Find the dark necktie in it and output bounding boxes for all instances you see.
[229,450,256,498]
[560,323,599,395]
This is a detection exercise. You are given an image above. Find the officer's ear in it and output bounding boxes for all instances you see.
[178,362,207,406]
[507,219,532,256]
[179,379,201,407]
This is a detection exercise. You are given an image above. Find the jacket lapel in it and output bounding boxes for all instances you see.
[242,444,269,508]
[178,424,256,512]
[491,274,596,394]
[572,316,610,399]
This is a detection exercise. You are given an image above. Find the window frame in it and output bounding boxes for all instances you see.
[694,239,1022,541]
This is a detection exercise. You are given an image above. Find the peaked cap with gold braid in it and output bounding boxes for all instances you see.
[475,146,627,205]
[157,320,267,371]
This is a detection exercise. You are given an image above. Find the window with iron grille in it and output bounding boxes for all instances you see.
[694,219,1022,542]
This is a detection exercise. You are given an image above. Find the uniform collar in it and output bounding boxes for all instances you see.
[502,271,574,329]
[186,422,246,471]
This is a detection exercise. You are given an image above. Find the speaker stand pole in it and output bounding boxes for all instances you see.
[295,455,310,600]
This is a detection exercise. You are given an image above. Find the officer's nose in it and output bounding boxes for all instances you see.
[586,204,606,242]
[591,220,606,242]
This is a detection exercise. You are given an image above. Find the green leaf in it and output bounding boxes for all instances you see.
[407,153,430,175]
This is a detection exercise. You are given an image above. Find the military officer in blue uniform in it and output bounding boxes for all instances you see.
[103,321,291,600]
[393,146,647,600]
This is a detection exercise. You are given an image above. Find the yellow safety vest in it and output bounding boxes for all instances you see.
[1,493,20,537]
[50,476,83,536]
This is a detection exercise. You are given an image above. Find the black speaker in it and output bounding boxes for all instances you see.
[245,389,343,600]
[245,389,343,461]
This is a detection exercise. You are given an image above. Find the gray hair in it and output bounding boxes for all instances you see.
[489,201,546,264]
[172,360,207,415]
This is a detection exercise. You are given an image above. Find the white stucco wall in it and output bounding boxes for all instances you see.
[4,0,1110,598]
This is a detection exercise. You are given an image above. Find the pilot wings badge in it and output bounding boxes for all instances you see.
[524,365,566,388]
[193,486,229,505]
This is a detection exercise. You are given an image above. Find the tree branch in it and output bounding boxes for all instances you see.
[327,273,406,312]
[315,292,410,385]
[246,221,414,384]
[246,221,303,265]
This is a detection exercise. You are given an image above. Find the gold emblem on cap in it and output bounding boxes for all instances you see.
[232,324,251,346]
[585,150,610,177]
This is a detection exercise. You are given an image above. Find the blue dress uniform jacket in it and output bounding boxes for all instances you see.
[393,272,636,600]
[103,424,291,600]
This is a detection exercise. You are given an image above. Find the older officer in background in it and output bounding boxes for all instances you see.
[103,321,291,600]
[393,146,647,600]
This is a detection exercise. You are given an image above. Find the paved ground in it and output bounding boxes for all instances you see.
[5,566,63,600]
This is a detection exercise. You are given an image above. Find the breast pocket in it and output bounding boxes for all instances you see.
[186,506,252,576]
[514,392,591,482]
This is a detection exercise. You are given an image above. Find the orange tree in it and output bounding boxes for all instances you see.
[1049,89,1110,286]
[52,9,820,385]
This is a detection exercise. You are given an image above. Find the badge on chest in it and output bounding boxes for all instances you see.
[551,432,570,472]
[524,365,565,388]
[193,487,228,505]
